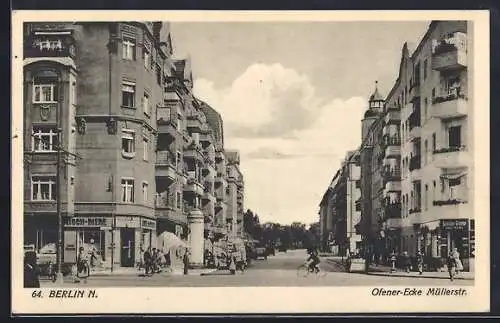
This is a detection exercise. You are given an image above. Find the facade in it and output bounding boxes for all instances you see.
[318,151,362,255]
[23,21,245,269]
[399,21,473,270]
[225,150,245,238]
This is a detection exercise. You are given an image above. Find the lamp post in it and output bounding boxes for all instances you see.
[55,126,64,284]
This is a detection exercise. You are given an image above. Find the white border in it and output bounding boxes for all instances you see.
[11,10,490,314]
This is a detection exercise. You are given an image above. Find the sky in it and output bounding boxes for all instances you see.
[170,21,430,226]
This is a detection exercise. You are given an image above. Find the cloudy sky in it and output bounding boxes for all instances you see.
[170,21,430,225]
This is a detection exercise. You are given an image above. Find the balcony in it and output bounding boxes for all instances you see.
[431,90,467,119]
[431,200,470,221]
[383,167,401,184]
[385,217,402,229]
[157,107,179,138]
[183,178,204,196]
[186,113,203,132]
[183,144,204,162]
[431,32,467,71]
[384,203,401,219]
[408,110,421,140]
[24,33,76,59]
[155,151,177,181]
[384,110,400,125]
[409,81,420,103]
[432,146,469,169]
[155,207,187,225]
[384,181,401,193]
[409,156,421,172]
[155,194,175,209]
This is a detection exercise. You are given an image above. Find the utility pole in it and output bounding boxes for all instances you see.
[55,79,64,284]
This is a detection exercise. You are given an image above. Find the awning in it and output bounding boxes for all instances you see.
[439,172,467,180]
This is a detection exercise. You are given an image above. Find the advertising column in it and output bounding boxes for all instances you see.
[188,209,204,266]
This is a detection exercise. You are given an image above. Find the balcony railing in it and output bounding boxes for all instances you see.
[154,194,175,209]
[433,199,467,206]
[409,156,421,171]
[432,88,467,105]
[409,208,421,214]
[433,145,466,155]
[382,134,401,147]
[25,35,76,59]
[431,32,467,71]
[156,150,175,165]
[384,202,401,219]
[383,167,401,179]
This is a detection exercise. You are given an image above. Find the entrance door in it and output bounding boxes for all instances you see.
[120,228,135,267]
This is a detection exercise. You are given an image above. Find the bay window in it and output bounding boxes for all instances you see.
[33,76,58,103]
[32,126,58,152]
[32,175,56,201]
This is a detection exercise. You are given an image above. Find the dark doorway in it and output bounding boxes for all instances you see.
[120,228,135,267]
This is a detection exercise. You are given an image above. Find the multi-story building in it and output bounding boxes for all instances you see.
[399,21,473,270]
[23,21,170,268]
[358,82,385,260]
[225,150,244,237]
[318,151,362,255]
[23,21,245,270]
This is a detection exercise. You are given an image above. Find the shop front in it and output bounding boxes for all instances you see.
[417,218,474,272]
[63,215,157,269]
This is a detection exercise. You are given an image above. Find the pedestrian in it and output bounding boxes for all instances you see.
[416,250,424,275]
[402,251,411,273]
[143,247,152,276]
[24,251,40,288]
[452,248,463,274]
[183,249,190,275]
[447,251,457,281]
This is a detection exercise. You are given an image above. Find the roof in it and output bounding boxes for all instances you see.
[198,100,224,145]
[369,81,384,102]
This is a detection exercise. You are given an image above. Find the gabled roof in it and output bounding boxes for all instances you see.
[369,81,384,102]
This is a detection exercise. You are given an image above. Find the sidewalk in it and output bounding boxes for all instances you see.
[63,266,218,278]
[326,258,474,281]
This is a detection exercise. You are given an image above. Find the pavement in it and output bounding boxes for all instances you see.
[39,249,474,287]
[326,257,474,281]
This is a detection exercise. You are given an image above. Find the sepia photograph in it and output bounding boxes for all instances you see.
[11,10,490,314]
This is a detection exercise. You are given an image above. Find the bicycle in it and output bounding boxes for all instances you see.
[297,262,326,277]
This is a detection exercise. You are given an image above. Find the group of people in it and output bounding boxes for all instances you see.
[388,248,464,281]
[140,246,191,276]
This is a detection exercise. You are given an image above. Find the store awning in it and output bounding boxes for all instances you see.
[440,171,467,180]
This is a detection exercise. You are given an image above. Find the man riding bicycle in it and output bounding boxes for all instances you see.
[307,247,320,273]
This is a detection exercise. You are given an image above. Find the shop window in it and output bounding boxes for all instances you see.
[31,175,56,201]
[143,92,150,116]
[33,76,58,103]
[122,38,136,60]
[121,129,135,157]
[121,178,135,203]
[142,182,148,203]
[142,137,149,161]
[32,125,58,152]
[122,82,136,108]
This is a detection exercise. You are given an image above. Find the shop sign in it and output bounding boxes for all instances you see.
[440,219,468,231]
[141,219,156,230]
[64,217,111,227]
[114,217,140,228]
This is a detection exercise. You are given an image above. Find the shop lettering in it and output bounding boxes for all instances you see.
[141,220,156,229]
[441,220,468,230]
[65,217,110,227]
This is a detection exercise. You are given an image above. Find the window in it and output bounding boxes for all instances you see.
[121,179,135,203]
[423,59,428,80]
[176,151,182,170]
[122,38,136,60]
[143,137,149,161]
[143,92,150,115]
[156,64,162,86]
[424,184,429,210]
[432,88,436,98]
[122,82,136,108]
[143,47,150,69]
[424,98,428,120]
[121,129,135,156]
[33,76,58,103]
[432,133,436,152]
[448,126,462,148]
[32,126,58,152]
[31,176,56,201]
[424,140,428,164]
[142,182,148,202]
[449,178,461,199]
[176,192,181,209]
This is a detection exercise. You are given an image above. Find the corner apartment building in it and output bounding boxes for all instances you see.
[399,21,473,270]
[23,21,169,268]
[318,151,362,255]
[23,21,242,269]
[225,150,245,238]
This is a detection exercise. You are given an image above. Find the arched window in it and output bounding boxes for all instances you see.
[32,70,58,103]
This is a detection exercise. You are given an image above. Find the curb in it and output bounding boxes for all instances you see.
[366,272,474,281]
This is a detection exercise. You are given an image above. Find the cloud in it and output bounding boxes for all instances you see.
[192,63,368,224]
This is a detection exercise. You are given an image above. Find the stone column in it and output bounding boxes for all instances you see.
[188,209,204,266]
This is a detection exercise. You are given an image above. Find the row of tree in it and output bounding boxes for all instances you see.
[243,209,321,249]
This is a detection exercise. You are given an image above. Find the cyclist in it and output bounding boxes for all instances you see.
[307,247,320,273]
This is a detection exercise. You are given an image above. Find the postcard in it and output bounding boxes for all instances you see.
[11,10,490,314]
